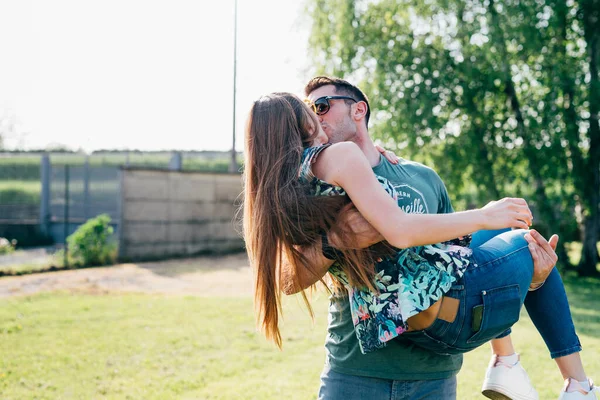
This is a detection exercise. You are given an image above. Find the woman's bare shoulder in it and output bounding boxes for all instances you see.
[316,141,363,163]
[312,142,369,184]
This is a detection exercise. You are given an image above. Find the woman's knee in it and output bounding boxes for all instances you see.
[472,229,534,284]
[480,229,530,256]
[502,229,535,288]
[470,228,511,248]
[506,228,529,242]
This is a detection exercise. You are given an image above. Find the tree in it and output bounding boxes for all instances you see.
[306,0,599,274]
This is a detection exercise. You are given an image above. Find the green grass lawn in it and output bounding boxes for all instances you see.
[1,274,599,399]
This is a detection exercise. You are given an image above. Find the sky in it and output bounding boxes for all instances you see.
[0,0,312,152]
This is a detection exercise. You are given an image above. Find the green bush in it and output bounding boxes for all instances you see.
[66,214,117,267]
[0,238,17,255]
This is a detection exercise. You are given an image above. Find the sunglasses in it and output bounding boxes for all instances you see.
[305,95,357,116]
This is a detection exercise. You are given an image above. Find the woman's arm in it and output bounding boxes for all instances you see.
[312,142,532,249]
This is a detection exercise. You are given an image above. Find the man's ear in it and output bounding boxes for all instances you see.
[352,101,368,122]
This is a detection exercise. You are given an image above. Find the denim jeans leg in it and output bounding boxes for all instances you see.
[318,365,392,400]
[524,267,582,358]
[469,228,511,249]
[473,230,582,358]
[450,229,534,350]
[318,365,458,400]
[469,228,513,339]
[395,376,457,400]
[403,230,533,354]
[404,229,581,359]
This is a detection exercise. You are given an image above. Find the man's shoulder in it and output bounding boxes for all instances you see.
[394,158,442,179]
[397,157,431,169]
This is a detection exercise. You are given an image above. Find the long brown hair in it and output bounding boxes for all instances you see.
[243,92,382,348]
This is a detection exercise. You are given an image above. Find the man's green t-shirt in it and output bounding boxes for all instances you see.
[324,155,463,380]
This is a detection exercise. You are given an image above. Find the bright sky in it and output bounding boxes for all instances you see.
[0,0,312,152]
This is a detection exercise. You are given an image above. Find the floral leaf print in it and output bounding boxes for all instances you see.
[370,302,386,314]
[378,292,391,300]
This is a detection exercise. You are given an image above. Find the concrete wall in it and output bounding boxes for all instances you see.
[118,169,244,261]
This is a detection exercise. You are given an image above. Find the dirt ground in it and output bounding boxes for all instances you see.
[0,252,253,298]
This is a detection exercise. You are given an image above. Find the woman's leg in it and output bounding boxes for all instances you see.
[469,229,538,398]
[411,229,581,357]
[469,228,511,248]
[489,336,516,356]
[469,229,519,357]
[404,229,593,397]
[467,229,593,396]
[523,267,584,380]
[403,229,535,353]
[470,230,591,396]
[469,231,582,356]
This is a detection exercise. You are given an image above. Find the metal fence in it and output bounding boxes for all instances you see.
[0,151,241,247]
[44,160,121,244]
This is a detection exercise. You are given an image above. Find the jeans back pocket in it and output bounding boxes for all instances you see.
[466,284,521,345]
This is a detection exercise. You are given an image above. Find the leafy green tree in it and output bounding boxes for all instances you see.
[305,0,599,274]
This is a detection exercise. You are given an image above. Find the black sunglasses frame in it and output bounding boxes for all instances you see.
[307,95,358,116]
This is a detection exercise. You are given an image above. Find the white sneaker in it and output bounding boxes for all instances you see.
[482,354,539,400]
[558,378,600,399]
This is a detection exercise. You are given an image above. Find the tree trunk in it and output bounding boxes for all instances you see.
[476,136,501,200]
[578,0,600,276]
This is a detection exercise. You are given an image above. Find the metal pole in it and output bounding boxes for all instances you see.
[40,153,51,237]
[83,155,90,220]
[229,0,238,173]
[63,165,70,268]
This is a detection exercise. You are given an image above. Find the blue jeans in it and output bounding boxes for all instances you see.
[318,365,456,400]
[402,229,582,358]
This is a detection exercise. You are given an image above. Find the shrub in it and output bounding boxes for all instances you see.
[66,214,117,267]
[0,238,17,255]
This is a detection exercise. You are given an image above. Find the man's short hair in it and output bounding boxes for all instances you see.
[304,76,371,128]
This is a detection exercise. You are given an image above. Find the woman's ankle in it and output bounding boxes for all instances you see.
[564,378,592,393]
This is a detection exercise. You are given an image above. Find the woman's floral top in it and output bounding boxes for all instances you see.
[299,144,475,354]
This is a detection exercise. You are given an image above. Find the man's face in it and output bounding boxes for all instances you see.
[306,85,358,144]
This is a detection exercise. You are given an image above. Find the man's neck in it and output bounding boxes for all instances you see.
[353,133,381,167]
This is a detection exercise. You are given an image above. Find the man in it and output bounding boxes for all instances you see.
[282,76,559,400]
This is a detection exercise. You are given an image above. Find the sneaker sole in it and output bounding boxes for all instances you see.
[482,386,538,400]
[482,389,513,400]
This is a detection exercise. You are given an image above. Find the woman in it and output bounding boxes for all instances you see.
[242,92,597,399]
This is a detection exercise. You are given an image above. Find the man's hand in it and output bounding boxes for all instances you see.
[524,229,559,285]
[280,204,383,296]
[329,203,384,249]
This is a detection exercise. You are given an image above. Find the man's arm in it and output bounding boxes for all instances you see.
[280,204,384,295]
[280,241,334,296]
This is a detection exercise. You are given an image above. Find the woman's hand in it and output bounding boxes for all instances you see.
[375,144,399,164]
[480,197,533,230]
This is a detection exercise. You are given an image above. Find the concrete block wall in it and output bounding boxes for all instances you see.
[118,169,244,261]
